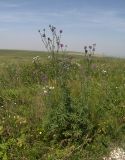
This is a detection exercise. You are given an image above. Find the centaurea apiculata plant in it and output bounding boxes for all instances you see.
[38,25,67,59]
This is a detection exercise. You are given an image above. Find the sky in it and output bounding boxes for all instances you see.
[0,0,125,57]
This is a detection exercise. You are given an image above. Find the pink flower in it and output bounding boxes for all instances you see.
[60,44,64,48]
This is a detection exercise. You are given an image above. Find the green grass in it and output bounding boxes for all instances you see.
[0,50,125,160]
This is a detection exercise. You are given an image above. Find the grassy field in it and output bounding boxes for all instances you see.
[0,50,125,160]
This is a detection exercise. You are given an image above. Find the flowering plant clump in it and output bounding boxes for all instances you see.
[84,43,96,57]
[38,25,67,59]
[103,147,125,160]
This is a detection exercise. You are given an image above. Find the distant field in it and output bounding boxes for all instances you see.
[0,49,49,64]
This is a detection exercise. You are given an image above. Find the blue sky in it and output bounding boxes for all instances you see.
[0,0,125,57]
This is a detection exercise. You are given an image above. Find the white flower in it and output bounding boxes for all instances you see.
[43,87,46,90]
[102,70,107,73]
[39,131,42,135]
[43,90,47,94]
[103,147,125,160]
[49,86,54,90]
[75,62,80,67]
[48,56,51,59]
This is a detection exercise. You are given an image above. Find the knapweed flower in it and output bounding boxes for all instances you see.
[60,30,63,34]
[84,46,87,50]
[48,37,51,41]
[89,46,92,49]
[42,33,46,37]
[51,26,56,32]
[60,44,64,48]
[91,64,97,69]
[41,74,48,83]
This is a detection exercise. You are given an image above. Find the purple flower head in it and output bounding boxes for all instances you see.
[84,46,87,50]
[48,37,51,41]
[89,46,92,49]
[60,44,64,48]
[38,29,40,33]
[42,33,46,37]
[49,24,51,28]
[51,26,56,32]
[60,30,63,34]
[91,64,97,69]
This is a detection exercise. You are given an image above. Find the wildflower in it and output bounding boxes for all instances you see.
[48,37,51,41]
[42,33,46,37]
[44,90,47,94]
[102,70,107,73]
[51,26,56,32]
[48,56,51,59]
[60,44,64,48]
[39,131,42,135]
[49,86,54,90]
[84,46,87,50]
[89,46,92,49]
[38,29,40,33]
[75,62,80,67]
[41,74,48,83]
[60,30,63,34]
[103,147,125,160]
[91,64,96,69]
